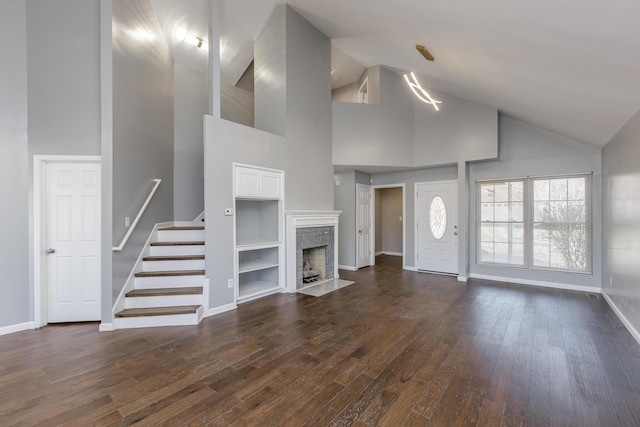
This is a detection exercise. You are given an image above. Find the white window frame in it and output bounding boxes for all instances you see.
[476,173,592,274]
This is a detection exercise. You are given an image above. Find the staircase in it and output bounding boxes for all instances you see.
[114,226,206,329]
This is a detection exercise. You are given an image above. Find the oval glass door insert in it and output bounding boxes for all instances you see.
[429,196,447,239]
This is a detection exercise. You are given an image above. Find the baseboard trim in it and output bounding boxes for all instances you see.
[457,276,468,282]
[99,322,115,332]
[338,265,358,272]
[404,266,418,272]
[470,273,601,294]
[379,251,403,257]
[204,303,237,318]
[601,291,640,347]
[0,321,35,336]
[375,251,383,256]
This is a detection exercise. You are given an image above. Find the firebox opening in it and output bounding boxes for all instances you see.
[303,247,326,284]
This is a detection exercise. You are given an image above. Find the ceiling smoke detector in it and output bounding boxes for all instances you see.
[415,44,434,62]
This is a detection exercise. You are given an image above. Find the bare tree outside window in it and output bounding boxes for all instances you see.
[533,177,588,271]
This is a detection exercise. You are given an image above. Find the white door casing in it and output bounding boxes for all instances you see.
[356,184,372,268]
[416,181,458,274]
[45,161,101,322]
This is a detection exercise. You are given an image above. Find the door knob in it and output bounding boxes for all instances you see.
[46,248,56,254]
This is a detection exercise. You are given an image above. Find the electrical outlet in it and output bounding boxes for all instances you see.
[227,278,234,288]
[125,217,130,228]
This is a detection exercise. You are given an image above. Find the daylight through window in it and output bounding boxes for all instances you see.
[478,175,591,273]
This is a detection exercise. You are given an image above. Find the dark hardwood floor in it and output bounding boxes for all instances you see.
[1,255,640,426]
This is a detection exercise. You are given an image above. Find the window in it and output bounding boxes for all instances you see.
[478,174,591,273]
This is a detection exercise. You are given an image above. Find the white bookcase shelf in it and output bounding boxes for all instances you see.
[234,164,284,303]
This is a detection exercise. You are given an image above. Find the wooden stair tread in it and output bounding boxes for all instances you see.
[143,255,205,262]
[150,241,204,246]
[158,226,204,231]
[126,287,203,297]
[135,270,205,278]
[115,305,201,318]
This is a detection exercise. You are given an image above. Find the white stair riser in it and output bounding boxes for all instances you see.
[125,294,203,309]
[115,310,202,329]
[157,229,205,242]
[142,259,205,272]
[150,245,205,257]
[134,275,205,289]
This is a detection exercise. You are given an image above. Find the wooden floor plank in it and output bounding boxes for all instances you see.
[0,256,638,425]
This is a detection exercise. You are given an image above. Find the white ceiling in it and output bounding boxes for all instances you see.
[154,0,640,147]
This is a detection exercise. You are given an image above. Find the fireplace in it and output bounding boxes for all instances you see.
[296,226,334,289]
[285,211,341,292]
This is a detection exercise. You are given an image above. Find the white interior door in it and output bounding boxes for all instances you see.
[416,181,458,274]
[356,183,372,268]
[46,162,101,322]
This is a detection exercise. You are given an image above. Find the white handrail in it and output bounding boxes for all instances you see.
[112,179,162,252]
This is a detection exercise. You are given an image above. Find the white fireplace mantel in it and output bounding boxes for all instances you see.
[285,210,341,292]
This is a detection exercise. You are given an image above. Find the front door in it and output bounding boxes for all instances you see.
[356,183,372,268]
[416,181,458,274]
[46,162,101,322]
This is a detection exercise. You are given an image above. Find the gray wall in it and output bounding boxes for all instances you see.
[334,171,357,266]
[254,5,286,136]
[174,62,208,221]
[0,0,29,328]
[27,0,103,323]
[333,67,415,168]
[334,171,371,267]
[111,0,175,304]
[26,0,102,156]
[414,88,498,165]
[333,67,497,169]
[470,116,602,288]
[371,166,458,268]
[221,83,254,128]
[204,4,333,310]
[602,108,640,334]
[377,187,403,254]
[332,83,358,103]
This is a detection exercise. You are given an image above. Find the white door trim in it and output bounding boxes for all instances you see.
[33,155,102,328]
[414,179,458,274]
[371,184,406,269]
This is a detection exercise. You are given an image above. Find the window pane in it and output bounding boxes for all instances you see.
[532,177,589,272]
[480,223,494,241]
[568,201,586,222]
[534,180,549,201]
[480,242,494,262]
[512,223,524,243]
[494,223,509,243]
[478,180,525,267]
[494,183,509,202]
[568,178,585,200]
[511,181,524,202]
[495,203,509,222]
[533,244,550,266]
[511,201,524,222]
[494,243,509,264]
[481,203,494,222]
[511,243,524,265]
[550,179,567,200]
[481,185,495,203]
[534,201,549,222]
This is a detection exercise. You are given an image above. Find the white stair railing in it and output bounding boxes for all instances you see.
[112,179,162,252]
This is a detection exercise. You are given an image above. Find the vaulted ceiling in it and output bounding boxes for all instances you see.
[152,0,640,147]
